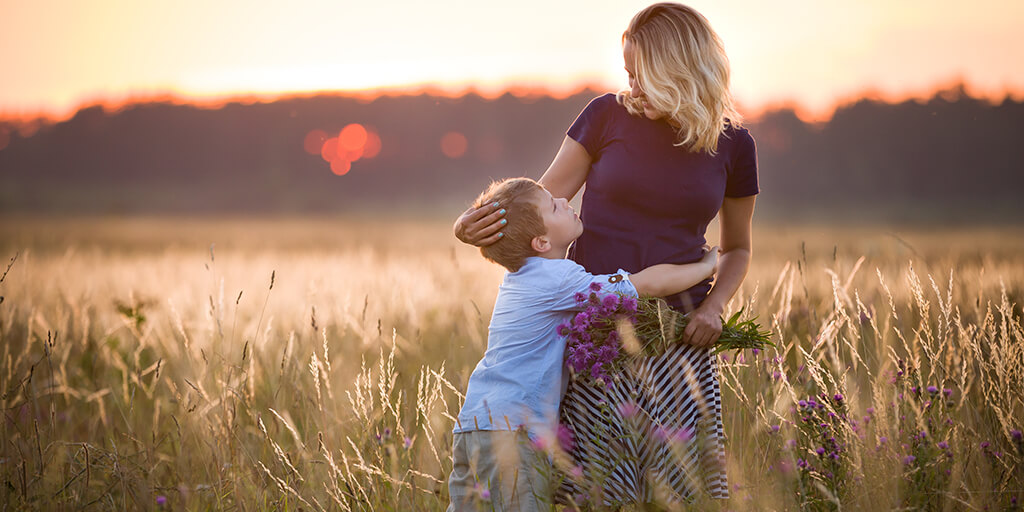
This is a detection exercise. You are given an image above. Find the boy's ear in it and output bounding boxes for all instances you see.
[531,235,551,254]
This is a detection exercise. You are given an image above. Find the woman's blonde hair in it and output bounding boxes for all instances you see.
[618,2,741,154]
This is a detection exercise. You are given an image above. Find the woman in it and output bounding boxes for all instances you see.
[454,2,757,505]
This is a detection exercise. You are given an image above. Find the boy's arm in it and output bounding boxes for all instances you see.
[629,247,719,297]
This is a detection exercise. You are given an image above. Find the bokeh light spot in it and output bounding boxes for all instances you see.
[441,131,468,159]
[339,123,368,151]
[303,129,328,155]
[320,137,339,163]
[363,130,382,159]
[331,159,352,176]
[342,146,364,162]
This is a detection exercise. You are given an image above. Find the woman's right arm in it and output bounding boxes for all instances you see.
[537,136,591,200]
[453,136,592,246]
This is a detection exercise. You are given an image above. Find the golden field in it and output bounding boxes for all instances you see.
[0,217,1022,510]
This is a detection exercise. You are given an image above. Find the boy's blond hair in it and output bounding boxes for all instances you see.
[471,178,547,272]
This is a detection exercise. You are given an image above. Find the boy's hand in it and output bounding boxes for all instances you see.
[454,203,507,247]
[701,246,720,278]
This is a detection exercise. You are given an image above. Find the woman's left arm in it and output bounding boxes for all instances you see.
[682,195,756,347]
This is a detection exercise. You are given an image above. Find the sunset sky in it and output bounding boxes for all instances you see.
[2,0,1023,121]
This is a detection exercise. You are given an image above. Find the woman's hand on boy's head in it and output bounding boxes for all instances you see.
[454,202,507,247]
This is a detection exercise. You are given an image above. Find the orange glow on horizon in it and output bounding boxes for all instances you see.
[1,79,1021,128]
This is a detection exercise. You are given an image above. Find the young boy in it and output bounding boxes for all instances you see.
[448,178,717,511]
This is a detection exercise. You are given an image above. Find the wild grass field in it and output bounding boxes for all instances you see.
[0,217,1022,511]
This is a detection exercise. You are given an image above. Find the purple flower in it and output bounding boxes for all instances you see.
[980,441,990,450]
[573,292,587,305]
[770,425,780,434]
[798,400,808,408]
[943,388,953,397]
[557,323,571,336]
[621,296,638,313]
[601,294,618,310]
[480,487,491,500]
[879,436,888,445]
[589,282,603,292]
[866,407,875,415]
[557,424,575,452]
[156,495,167,506]
[815,446,825,456]
[404,436,413,449]
[617,401,638,419]
[903,455,916,465]
[937,441,948,450]
[673,427,694,443]
[926,385,939,394]
[833,393,844,402]
[1012,429,1022,442]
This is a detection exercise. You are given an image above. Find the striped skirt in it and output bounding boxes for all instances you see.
[556,342,728,505]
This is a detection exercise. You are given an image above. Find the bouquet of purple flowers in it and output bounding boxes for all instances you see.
[558,283,772,386]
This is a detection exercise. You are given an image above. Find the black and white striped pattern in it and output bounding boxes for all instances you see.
[556,343,728,505]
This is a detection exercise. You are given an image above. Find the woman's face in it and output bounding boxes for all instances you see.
[623,40,661,120]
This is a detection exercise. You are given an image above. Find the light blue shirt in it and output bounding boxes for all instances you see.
[454,256,637,440]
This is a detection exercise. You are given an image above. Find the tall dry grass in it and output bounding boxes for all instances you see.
[0,218,1021,510]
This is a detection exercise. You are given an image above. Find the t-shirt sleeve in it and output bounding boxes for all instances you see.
[566,94,614,157]
[725,127,760,197]
[550,261,638,312]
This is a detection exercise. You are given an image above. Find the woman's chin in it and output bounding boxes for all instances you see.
[643,107,662,120]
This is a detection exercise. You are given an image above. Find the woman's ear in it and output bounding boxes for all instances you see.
[531,235,551,254]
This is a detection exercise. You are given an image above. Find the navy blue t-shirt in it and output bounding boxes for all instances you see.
[566,93,759,311]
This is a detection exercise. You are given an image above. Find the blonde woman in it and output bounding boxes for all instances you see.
[455,2,757,505]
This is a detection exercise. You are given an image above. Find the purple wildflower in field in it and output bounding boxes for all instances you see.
[798,400,808,408]
[557,424,575,452]
[879,436,888,444]
[770,424,780,433]
[530,436,547,451]
[833,393,844,402]
[866,407,875,415]
[1011,429,1022,441]
[601,293,619,311]
[156,495,167,507]
[403,436,413,449]
[903,455,916,465]
[618,401,638,419]
[816,446,826,456]
[938,441,949,450]
[480,487,491,500]
[927,385,939,394]
[981,441,990,450]
[943,388,953,397]
[674,427,694,443]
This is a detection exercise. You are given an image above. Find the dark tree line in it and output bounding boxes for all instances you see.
[1,85,1021,222]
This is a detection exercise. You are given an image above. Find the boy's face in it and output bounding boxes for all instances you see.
[532,187,583,251]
